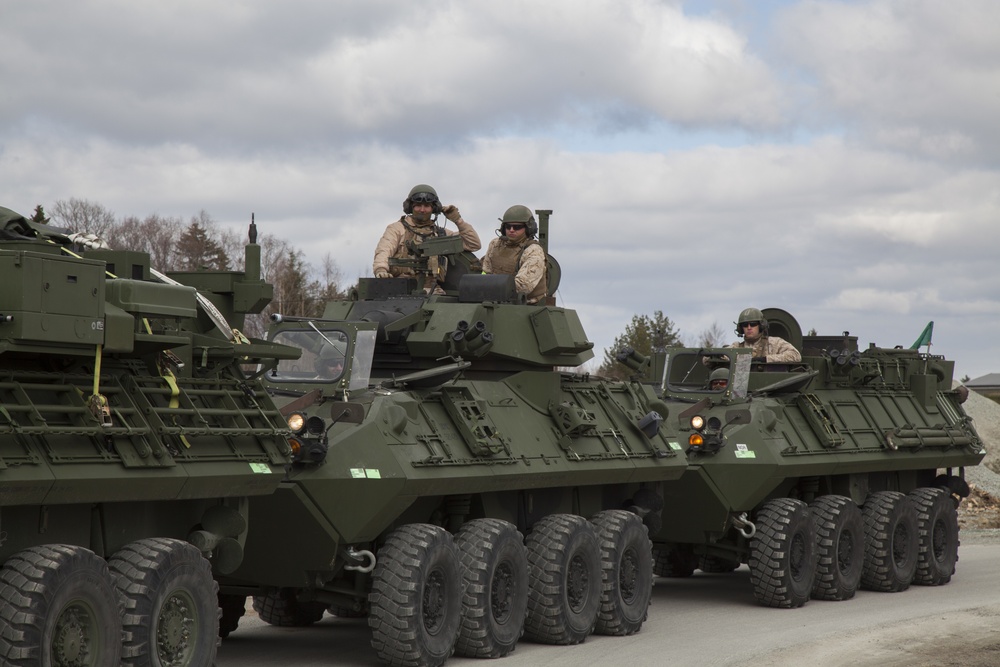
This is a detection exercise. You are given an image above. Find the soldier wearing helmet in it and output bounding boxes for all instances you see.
[481,205,547,304]
[729,307,801,363]
[373,184,481,291]
[708,367,729,391]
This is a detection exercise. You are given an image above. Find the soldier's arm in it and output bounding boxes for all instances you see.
[481,239,496,274]
[454,219,482,252]
[373,223,403,275]
[514,244,545,295]
[766,337,802,363]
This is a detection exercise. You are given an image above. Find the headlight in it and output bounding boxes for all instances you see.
[305,415,326,436]
[690,415,705,430]
[287,412,305,433]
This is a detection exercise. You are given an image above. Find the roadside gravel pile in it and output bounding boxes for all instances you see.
[953,387,1000,532]
[960,388,1000,494]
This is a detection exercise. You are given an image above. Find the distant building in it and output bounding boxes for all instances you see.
[967,373,1000,399]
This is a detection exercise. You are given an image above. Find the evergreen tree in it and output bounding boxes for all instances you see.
[30,205,49,224]
[598,310,681,379]
[697,322,727,348]
[175,221,230,271]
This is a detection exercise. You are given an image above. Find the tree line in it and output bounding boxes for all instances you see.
[25,198,726,375]
[595,311,731,379]
[29,199,344,338]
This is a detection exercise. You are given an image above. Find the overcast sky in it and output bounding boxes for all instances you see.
[2,0,998,379]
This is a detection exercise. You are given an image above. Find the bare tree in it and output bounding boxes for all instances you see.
[51,198,117,238]
[696,322,728,348]
[114,214,185,269]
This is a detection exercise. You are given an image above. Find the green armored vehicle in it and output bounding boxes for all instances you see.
[219,212,686,666]
[0,207,294,666]
[638,307,984,608]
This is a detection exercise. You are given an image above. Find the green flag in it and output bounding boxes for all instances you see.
[909,321,933,350]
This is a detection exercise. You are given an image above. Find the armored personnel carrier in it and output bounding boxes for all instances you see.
[0,207,295,666]
[218,212,686,666]
[635,307,984,608]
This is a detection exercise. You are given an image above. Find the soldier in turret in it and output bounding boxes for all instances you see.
[481,205,547,305]
[373,184,481,292]
[729,307,801,362]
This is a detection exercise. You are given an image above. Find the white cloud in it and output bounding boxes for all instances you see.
[776,0,1000,161]
[0,0,998,380]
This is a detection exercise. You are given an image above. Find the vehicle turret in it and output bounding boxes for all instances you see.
[0,206,295,665]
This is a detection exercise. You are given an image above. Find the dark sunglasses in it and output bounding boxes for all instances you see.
[503,223,526,231]
[410,193,438,204]
[741,321,761,328]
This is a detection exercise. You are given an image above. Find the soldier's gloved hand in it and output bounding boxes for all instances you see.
[751,356,766,363]
[442,205,462,222]
[375,269,390,279]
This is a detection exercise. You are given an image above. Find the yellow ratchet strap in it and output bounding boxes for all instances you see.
[148,318,191,449]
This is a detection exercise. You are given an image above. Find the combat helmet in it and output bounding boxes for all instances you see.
[735,307,768,336]
[709,367,729,389]
[403,184,442,215]
[497,204,537,238]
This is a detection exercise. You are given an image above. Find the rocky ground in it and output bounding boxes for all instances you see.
[956,388,1000,530]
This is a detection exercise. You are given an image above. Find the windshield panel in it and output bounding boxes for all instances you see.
[662,349,748,398]
[349,329,376,391]
[269,328,349,383]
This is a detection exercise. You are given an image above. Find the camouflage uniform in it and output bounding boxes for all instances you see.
[728,335,801,363]
[373,216,481,290]
[482,236,547,304]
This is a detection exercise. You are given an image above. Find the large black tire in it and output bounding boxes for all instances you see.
[218,594,246,638]
[748,498,817,608]
[252,589,327,627]
[809,494,864,601]
[909,487,959,586]
[0,544,123,666]
[591,510,653,636]
[861,490,918,592]
[453,518,528,658]
[524,514,602,645]
[109,537,220,666]
[368,524,463,667]
[651,544,696,578]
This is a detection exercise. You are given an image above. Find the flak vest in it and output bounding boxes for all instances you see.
[489,239,547,303]
[396,217,446,284]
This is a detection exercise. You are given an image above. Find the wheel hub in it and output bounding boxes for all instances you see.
[422,569,446,634]
[566,553,591,612]
[491,562,515,623]
[156,592,195,666]
[619,547,639,603]
[53,604,92,667]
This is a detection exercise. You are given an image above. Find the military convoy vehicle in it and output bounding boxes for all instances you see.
[217,211,689,666]
[0,207,295,666]
[630,307,984,608]
[3,195,981,665]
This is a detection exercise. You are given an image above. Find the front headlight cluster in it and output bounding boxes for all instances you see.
[687,414,724,453]
[286,411,329,463]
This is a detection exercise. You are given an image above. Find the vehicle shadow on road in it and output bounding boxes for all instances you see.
[652,567,760,607]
